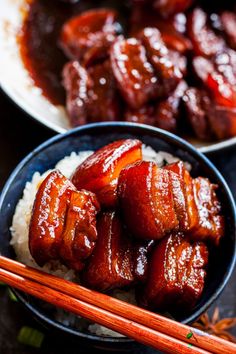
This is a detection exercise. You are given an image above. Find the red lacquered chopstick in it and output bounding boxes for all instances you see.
[0,256,235,354]
[0,267,207,354]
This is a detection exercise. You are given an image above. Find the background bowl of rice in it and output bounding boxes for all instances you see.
[0,122,235,351]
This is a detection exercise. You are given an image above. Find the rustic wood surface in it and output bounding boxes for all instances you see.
[0,90,235,353]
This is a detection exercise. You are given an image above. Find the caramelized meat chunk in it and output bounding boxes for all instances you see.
[60,9,121,65]
[214,50,236,85]
[183,87,236,140]
[193,56,236,108]
[165,161,193,230]
[118,161,178,240]
[58,190,99,271]
[155,80,187,132]
[82,211,154,290]
[168,50,187,77]
[125,105,155,126]
[188,8,225,57]
[62,61,90,127]
[207,105,236,140]
[110,37,158,109]
[161,32,192,54]
[139,28,182,96]
[220,12,236,50]
[29,170,99,270]
[71,139,142,208]
[165,161,224,244]
[130,6,191,53]
[63,60,120,127]
[190,177,224,245]
[168,162,199,232]
[164,165,189,230]
[183,87,211,140]
[86,60,120,123]
[126,80,187,132]
[29,170,75,266]
[82,211,135,291]
[140,232,208,311]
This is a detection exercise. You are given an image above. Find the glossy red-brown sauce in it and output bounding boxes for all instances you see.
[19,0,96,105]
[19,0,235,108]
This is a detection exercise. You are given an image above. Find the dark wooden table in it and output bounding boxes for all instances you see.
[0,90,235,353]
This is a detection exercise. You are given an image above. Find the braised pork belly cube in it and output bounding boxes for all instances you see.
[86,60,120,123]
[29,170,99,271]
[82,211,154,290]
[165,162,224,245]
[62,60,120,127]
[126,81,187,132]
[82,211,134,291]
[183,86,236,141]
[125,80,187,131]
[214,50,236,87]
[193,56,236,108]
[155,80,187,132]
[110,37,158,109]
[58,189,99,271]
[161,32,192,54]
[118,161,179,240]
[183,87,211,140]
[165,161,198,230]
[29,170,75,266]
[118,158,224,244]
[187,8,225,58]
[220,12,236,51]
[71,139,142,208]
[62,61,90,127]
[140,232,208,311]
[190,177,224,246]
[139,28,182,96]
[60,9,121,65]
[207,105,236,140]
[125,105,156,126]
[168,50,187,77]
[81,212,128,290]
[129,5,191,53]
[164,163,189,230]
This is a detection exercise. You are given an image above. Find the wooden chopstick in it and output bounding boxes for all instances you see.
[0,256,235,354]
[0,257,233,354]
[0,267,207,354]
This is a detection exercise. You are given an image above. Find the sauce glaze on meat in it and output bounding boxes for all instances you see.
[19,0,236,140]
[29,139,225,313]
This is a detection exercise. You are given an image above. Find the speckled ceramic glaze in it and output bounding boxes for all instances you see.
[0,123,235,351]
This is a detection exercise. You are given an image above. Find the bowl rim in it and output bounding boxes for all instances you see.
[0,121,236,344]
[0,85,67,134]
[2,82,236,153]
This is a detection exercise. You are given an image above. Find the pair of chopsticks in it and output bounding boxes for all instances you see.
[0,256,235,354]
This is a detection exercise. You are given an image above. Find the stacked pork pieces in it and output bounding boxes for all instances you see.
[60,1,236,140]
[29,139,224,312]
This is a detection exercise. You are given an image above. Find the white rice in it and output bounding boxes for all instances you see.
[10,145,183,337]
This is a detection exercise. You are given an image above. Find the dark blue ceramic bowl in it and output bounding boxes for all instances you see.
[0,122,235,351]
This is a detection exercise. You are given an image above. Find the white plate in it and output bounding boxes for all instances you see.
[1,0,236,153]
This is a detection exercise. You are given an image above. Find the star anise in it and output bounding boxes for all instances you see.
[192,307,236,343]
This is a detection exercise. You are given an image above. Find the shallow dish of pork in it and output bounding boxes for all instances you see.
[1,0,236,152]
